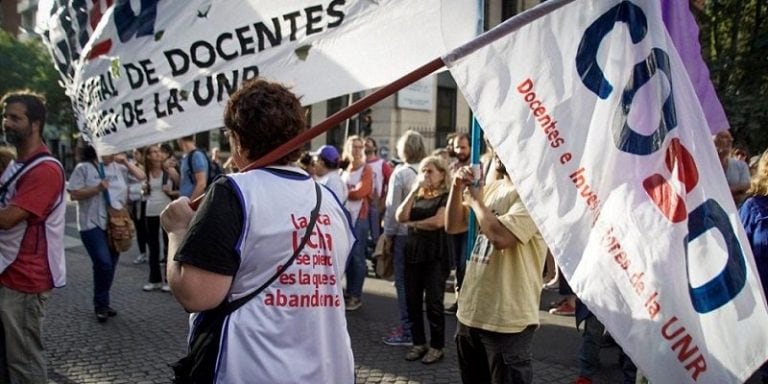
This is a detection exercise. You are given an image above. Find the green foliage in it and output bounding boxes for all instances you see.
[698,0,768,155]
[0,29,72,136]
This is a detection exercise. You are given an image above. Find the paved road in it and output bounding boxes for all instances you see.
[42,203,758,383]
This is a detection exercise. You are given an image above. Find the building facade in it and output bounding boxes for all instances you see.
[307,0,541,158]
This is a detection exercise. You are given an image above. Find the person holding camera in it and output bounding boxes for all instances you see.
[446,151,546,383]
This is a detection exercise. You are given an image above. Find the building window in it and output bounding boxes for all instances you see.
[326,95,349,149]
[435,73,457,149]
[502,0,518,21]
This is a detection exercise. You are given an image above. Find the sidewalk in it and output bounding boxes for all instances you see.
[40,203,701,383]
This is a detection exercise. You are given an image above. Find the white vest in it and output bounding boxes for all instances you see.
[0,156,66,287]
[205,168,355,384]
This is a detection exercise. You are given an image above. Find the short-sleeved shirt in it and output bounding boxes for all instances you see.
[457,179,547,333]
[179,149,209,198]
[725,158,750,189]
[0,146,65,292]
[176,177,243,274]
[67,161,129,231]
[383,163,419,237]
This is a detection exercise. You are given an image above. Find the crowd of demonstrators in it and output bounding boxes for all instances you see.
[67,145,146,322]
[0,91,66,383]
[161,78,356,383]
[396,155,452,364]
[312,145,347,201]
[128,147,149,265]
[445,132,471,315]
[446,150,547,383]
[340,135,374,311]
[381,131,427,346]
[739,149,768,384]
[714,130,751,207]
[140,144,177,292]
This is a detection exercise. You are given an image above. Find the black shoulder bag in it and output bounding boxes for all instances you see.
[171,182,323,384]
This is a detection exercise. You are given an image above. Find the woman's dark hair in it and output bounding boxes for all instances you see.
[298,151,313,169]
[223,78,306,165]
[81,144,98,162]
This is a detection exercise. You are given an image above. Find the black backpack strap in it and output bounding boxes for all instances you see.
[226,182,323,314]
[186,149,198,182]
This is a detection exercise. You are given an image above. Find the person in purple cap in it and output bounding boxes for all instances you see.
[312,145,347,202]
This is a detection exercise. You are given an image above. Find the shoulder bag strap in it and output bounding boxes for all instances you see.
[94,162,113,208]
[226,182,323,313]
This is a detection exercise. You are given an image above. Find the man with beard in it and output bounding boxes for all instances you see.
[0,91,66,383]
[446,153,546,384]
[445,133,471,314]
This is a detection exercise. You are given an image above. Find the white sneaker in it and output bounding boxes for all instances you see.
[161,284,171,292]
[133,253,147,264]
[143,283,162,291]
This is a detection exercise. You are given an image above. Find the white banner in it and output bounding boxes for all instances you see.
[41,0,478,155]
[445,0,768,382]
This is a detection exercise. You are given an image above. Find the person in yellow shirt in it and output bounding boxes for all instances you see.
[445,151,546,384]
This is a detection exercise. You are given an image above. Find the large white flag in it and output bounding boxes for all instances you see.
[445,0,768,382]
[41,0,478,155]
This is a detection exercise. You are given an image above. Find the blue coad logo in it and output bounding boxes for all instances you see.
[574,1,746,313]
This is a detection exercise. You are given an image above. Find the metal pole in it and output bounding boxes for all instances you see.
[189,57,445,209]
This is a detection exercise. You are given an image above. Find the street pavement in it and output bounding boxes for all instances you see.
[43,203,758,383]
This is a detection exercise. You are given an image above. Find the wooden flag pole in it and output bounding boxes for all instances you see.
[189,57,446,209]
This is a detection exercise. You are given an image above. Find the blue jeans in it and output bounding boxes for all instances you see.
[368,204,381,243]
[345,217,369,299]
[393,235,411,335]
[80,227,119,310]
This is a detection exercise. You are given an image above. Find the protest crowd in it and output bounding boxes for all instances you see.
[1,1,767,384]
[1,83,766,383]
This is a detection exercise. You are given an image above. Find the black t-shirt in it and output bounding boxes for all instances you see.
[405,192,449,266]
[175,177,244,275]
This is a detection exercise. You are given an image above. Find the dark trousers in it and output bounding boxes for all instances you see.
[579,315,636,383]
[131,201,147,254]
[404,260,448,349]
[456,322,536,384]
[448,232,467,291]
[144,216,168,283]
